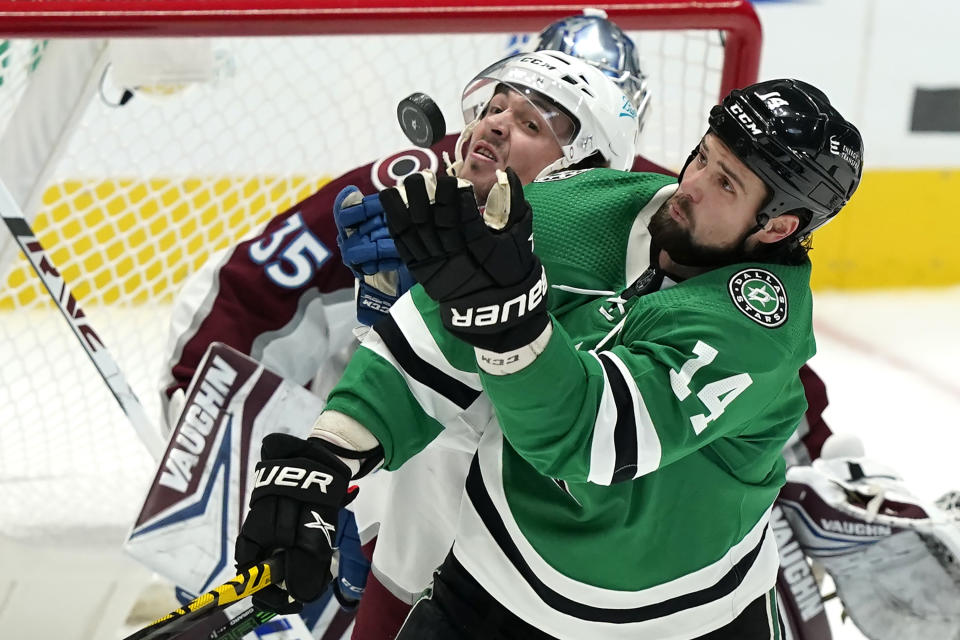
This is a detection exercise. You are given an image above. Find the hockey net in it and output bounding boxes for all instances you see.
[0,1,760,544]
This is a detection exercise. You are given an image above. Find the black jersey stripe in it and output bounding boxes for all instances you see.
[373,314,480,410]
[465,456,768,623]
[598,352,638,483]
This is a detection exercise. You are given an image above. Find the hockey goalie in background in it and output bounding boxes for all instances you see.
[129,12,960,640]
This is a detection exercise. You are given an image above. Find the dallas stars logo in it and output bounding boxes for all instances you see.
[728,268,788,328]
[746,284,778,310]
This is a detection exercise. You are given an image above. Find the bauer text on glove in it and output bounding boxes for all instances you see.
[234,432,357,614]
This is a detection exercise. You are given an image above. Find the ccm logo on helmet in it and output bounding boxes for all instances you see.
[450,269,547,328]
[255,465,334,492]
[730,91,791,137]
[519,56,557,71]
[729,104,761,136]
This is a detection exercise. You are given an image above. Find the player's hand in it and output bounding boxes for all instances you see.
[333,186,415,325]
[234,433,357,614]
[380,168,549,353]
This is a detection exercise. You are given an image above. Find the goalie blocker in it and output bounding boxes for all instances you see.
[779,451,960,640]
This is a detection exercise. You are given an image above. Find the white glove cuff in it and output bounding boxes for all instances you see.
[475,322,553,376]
[310,409,381,476]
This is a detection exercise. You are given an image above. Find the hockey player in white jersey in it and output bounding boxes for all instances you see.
[333,42,646,638]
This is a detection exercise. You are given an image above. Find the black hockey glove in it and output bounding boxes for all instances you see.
[380,168,548,353]
[234,433,357,614]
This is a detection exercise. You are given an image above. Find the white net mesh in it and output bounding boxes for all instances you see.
[0,26,733,543]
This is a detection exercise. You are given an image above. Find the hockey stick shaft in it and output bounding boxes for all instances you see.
[0,179,164,460]
[208,605,277,639]
[122,557,281,640]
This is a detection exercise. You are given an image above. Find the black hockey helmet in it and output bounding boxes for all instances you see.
[698,79,864,239]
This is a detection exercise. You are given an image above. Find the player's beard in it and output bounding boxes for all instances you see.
[648,196,752,268]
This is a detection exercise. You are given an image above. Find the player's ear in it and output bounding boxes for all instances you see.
[758,213,800,244]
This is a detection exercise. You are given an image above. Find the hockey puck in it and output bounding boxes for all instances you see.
[397,92,446,148]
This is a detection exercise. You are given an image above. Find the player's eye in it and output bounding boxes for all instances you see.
[526,120,540,133]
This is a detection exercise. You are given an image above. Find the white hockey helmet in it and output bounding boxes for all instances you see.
[454,50,640,179]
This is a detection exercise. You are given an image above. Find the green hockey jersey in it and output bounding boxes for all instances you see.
[325,169,815,639]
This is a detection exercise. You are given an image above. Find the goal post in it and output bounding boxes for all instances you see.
[0,2,760,637]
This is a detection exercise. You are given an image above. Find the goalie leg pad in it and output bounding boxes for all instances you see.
[781,456,960,640]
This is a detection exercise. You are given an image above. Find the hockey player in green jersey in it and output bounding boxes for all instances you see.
[234,79,864,639]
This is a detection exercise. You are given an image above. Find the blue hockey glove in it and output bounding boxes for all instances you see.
[334,186,415,325]
[332,509,369,610]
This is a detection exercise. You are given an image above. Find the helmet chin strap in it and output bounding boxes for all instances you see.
[445,119,479,178]
[745,212,770,238]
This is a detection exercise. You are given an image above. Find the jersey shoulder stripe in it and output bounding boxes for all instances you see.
[597,351,641,483]
[373,314,479,410]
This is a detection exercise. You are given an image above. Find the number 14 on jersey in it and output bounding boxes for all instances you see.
[669,340,753,435]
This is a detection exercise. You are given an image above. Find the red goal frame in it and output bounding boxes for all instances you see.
[0,0,761,95]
